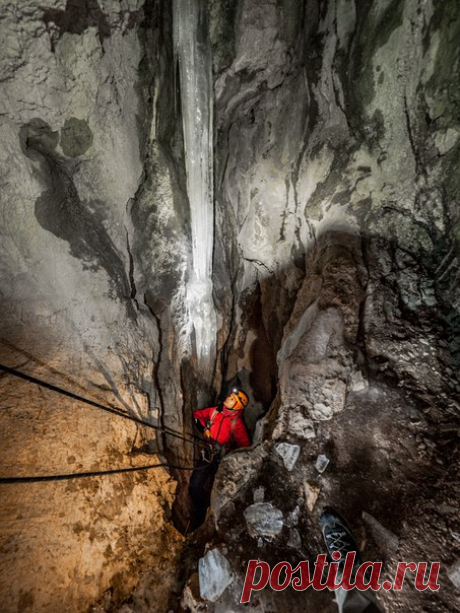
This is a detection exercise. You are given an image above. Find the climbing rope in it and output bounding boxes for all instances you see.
[0,363,202,446]
[0,363,217,483]
[0,461,202,484]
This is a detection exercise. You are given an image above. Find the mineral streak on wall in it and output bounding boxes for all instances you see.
[173,0,217,382]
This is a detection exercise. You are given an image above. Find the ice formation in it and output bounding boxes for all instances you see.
[173,0,216,380]
[198,548,233,602]
[275,442,301,471]
[244,502,284,539]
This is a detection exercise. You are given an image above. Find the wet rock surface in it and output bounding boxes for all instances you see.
[0,1,186,611]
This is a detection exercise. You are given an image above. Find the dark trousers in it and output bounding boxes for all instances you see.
[188,457,219,530]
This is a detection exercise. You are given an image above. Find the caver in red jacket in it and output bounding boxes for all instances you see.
[193,406,251,451]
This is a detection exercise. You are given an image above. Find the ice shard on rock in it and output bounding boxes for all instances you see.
[173,0,216,381]
[198,548,233,602]
[275,442,300,471]
[244,502,284,540]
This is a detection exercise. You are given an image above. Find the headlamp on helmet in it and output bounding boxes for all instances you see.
[230,388,249,411]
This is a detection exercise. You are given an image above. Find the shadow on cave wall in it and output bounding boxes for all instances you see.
[19,118,137,321]
[43,0,110,42]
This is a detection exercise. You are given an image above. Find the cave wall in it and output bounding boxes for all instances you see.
[209,0,459,424]
[0,0,157,430]
[190,0,460,610]
[0,2,187,611]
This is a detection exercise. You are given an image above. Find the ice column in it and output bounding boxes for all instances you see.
[173,0,216,379]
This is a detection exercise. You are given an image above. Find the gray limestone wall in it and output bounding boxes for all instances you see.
[211,0,459,420]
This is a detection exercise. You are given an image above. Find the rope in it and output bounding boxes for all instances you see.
[0,364,219,484]
[0,363,203,446]
[0,461,205,484]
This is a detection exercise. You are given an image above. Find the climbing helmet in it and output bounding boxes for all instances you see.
[230,388,249,411]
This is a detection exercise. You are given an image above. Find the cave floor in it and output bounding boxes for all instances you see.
[311,384,459,612]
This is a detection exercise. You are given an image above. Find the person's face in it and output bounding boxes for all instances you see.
[223,394,237,409]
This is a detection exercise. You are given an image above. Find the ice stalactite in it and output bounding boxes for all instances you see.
[173,0,216,383]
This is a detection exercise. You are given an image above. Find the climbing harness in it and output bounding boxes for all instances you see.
[200,407,242,461]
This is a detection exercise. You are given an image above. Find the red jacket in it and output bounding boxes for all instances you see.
[193,406,251,450]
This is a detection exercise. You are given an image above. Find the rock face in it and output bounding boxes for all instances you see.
[197,0,460,610]
[0,2,186,611]
[215,0,459,408]
[1,0,460,612]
